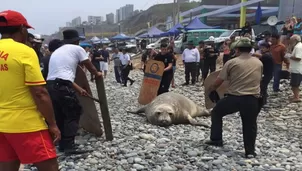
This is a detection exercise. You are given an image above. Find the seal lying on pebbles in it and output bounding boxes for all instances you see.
[127,92,210,127]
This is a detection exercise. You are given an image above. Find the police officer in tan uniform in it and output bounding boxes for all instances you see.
[205,38,263,158]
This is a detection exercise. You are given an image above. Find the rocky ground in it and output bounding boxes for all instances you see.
[26,63,302,171]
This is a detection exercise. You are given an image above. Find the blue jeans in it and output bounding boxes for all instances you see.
[114,66,122,83]
[273,64,282,92]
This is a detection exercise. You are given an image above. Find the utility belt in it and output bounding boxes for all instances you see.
[47,78,82,114]
[47,78,74,93]
[47,78,72,86]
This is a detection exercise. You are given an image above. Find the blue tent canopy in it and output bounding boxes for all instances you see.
[161,23,184,36]
[138,26,164,38]
[111,33,133,40]
[185,17,217,30]
[79,42,92,48]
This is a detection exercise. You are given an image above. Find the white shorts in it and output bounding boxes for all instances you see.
[99,61,108,71]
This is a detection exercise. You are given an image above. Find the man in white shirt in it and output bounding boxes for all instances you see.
[47,29,102,155]
[119,49,135,86]
[289,34,302,102]
[182,41,200,85]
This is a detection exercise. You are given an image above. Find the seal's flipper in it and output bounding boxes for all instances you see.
[126,106,146,117]
[187,115,210,128]
[195,107,211,117]
[197,109,211,117]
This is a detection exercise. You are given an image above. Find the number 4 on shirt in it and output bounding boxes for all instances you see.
[0,51,8,61]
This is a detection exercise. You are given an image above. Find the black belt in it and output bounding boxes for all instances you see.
[225,94,259,98]
[47,78,73,87]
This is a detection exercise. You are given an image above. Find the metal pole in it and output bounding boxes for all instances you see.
[95,77,113,141]
[292,0,296,14]
[177,0,180,23]
[173,0,176,26]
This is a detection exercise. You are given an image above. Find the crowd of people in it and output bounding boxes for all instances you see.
[139,19,302,159]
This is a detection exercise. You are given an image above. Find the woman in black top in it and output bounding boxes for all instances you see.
[241,22,252,36]
[167,46,177,88]
[281,18,294,46]
[90,47,101,82]
[141,50,149,72]
[153,43,173,95]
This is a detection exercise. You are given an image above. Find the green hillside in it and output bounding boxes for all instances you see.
[123,2,200,34]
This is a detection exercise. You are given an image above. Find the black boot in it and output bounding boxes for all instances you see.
[62,143,93,155]
[123,80,127,87]
[204,140,223,147]
[130,80,135,86]
[182,82,189,86]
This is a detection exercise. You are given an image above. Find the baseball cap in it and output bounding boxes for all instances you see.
[0,10,33,29]
[32,34,44,43]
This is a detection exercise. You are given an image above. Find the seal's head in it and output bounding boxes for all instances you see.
[151,105,175,127]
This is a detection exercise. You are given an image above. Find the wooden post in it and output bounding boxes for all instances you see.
[95,77,113,141]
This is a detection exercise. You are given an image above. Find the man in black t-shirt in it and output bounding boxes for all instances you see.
[259,43,274,105]
[99,46,110,78]
[202,41,219,81]
[90,47,101,81]
[42,39,63,79]
[141,39,147,50]
[153,43,173,95]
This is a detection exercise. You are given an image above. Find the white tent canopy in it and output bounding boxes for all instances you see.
[91,36,101,42]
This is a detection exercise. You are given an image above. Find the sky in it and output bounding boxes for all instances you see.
[1,0,174,35]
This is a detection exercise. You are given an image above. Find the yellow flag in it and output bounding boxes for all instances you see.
[240,0,247,27]
[179,16,183,22]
